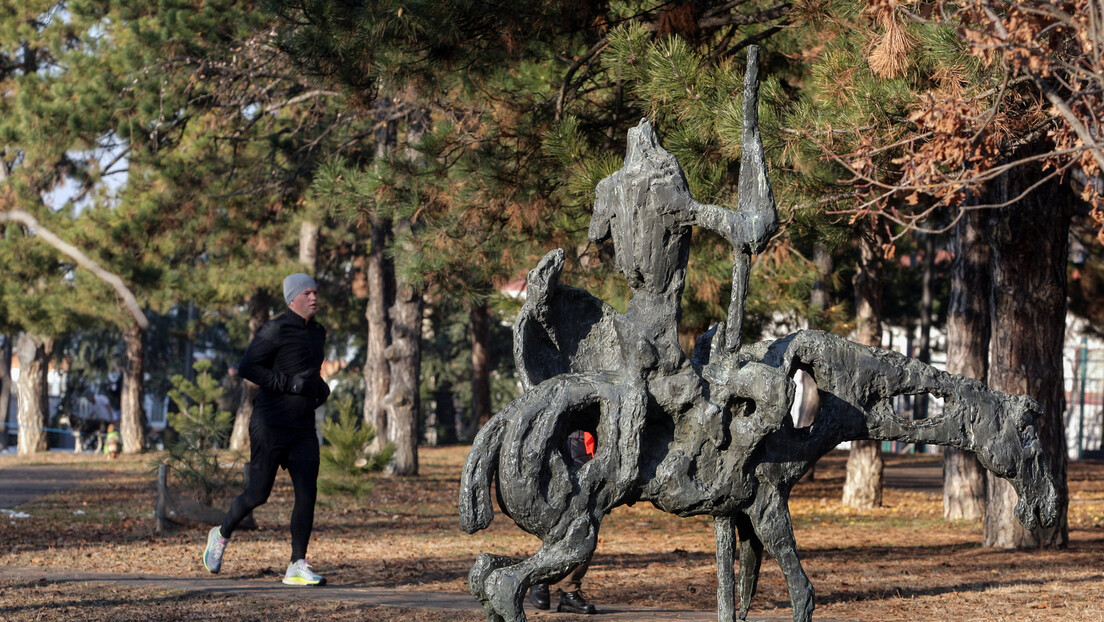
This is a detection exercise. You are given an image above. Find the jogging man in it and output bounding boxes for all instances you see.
[529,430,598,614]
[202,273,330,586]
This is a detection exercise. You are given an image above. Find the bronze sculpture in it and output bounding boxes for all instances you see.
[459,46,1059,622]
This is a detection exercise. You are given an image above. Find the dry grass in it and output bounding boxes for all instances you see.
[2,447,1104,621]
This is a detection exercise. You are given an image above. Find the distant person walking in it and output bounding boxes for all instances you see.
[202,273,331,586]
[218,363,244,415]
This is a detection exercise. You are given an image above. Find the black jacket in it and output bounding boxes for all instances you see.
[239,310,329,429]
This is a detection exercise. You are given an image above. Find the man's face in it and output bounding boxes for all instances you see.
[289,286,319,320]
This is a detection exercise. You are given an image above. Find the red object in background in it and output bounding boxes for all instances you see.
[583,431,596,457]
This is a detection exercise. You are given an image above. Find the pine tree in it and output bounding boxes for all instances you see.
[161,360,236,506]
[269,2,806,471]
[318,396,393,498]
[2,1,368,454]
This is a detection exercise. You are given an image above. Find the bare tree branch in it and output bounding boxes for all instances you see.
[0,209,149,329]
[1033,75,1104,172]
[263,88,341,113]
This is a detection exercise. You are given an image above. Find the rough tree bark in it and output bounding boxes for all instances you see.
[364,214,394,453]
[379,107,428,476]
[230,292,272,451]
[797,243,831,480]
[842,230,885,509]
[299,220,319,272]
[120,323,147,454]
[384,231,423,476]
[14,333,51,455]
[943,209,990,521]
[364,98,398,454]
[0,335,11,450]
[470,301,492,432]
[983,169,1071,549]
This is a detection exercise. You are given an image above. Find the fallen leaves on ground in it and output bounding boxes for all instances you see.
[2,448,1103,621]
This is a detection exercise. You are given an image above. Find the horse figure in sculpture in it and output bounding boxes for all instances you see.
[460,266,1058,622]
[459,46,1059,622]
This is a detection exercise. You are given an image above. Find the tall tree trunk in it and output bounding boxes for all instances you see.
[364,97,398,453]
[983,170,1071,549]
[470,301,492,431]
[183,302,197,382]
[943,210,991,521]
[0,335,12,450]
[230,292,272,451]
[915,233,936,423]
[14,333,51,455]
[364,215,394,452]
[843,230,885,509]
[380,107,428,476]
[797,242,831,480]
[120,323,147,454]
[299,220,319,272]
[384,250,423,476]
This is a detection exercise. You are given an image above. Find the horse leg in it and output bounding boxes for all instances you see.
[715,515,737,622]
[485,514,599,621]
[748,490,813,622]
[469,553,519,622]
[735,513,763,621]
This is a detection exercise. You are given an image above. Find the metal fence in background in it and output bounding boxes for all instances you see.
[1066,340,1104,460]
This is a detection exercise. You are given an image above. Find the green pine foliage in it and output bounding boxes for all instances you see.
[545,21,827,339]
[160,360,237,506]
[3,2,369,444]
[318,397,394,499]
[419,295,520,443]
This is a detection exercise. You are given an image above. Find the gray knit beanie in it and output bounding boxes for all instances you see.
[283,273,318,305]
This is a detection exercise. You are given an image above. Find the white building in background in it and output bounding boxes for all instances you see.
[1063,317,1104,460]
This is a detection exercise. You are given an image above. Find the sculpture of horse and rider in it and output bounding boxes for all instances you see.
[459,46,1059,622]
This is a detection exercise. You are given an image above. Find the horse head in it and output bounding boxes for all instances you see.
[973,394,1059,531]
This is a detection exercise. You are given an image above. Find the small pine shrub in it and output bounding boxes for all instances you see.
[319,396,394,499]
[158,360,238,506]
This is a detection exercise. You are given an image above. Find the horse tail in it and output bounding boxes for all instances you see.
[459,413,508,534]
[462,372,625,537]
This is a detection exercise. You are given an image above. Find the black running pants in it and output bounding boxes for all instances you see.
[221,419,319,562]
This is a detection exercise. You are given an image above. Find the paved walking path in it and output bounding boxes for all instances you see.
[1,460,944,510]
[0,565,829,621]
[0,460,938,620]
[0,465,99,509]
[883,458,943,493]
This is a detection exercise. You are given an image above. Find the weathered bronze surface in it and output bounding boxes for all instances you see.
[459,46,1059,622]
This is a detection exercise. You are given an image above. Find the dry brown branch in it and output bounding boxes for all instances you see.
[792,1,1104,241]
[869,9,917,78]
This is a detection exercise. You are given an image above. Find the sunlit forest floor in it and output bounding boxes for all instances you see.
[1,446,1102,621]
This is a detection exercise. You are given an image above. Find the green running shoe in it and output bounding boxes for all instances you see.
[202,526,228,574]
[283,559,326,586]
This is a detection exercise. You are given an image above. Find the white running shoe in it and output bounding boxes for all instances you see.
[202,526,228,574]
[283,559,326,586]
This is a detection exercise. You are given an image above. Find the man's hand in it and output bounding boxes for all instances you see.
[316,380,331,407]
[288,369,318,395]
